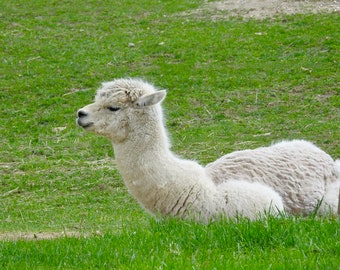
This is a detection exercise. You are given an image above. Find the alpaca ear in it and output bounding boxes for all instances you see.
[134,90,166,108]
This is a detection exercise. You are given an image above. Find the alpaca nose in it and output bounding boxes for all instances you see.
[77,110,87,118]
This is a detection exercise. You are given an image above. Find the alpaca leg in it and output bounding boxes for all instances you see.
[319,181,340,215]
[220,180,284,220]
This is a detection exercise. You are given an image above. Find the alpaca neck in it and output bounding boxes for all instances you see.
[111,114,217,217]
[113,118,176,181]
[114,107,173,172]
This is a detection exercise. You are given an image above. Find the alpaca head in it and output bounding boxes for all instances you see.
[77,78,166,143]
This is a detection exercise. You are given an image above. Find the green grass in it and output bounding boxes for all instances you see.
[1,217,339,269]
[0,0,339,269]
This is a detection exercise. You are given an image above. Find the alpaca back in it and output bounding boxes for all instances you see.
[205,140,339,214]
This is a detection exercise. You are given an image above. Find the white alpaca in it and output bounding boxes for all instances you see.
[77,78,340,220]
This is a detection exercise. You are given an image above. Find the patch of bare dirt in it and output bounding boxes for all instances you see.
[187,0,339,19]
[0,231,89,241]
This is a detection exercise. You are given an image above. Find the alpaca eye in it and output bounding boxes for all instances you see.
[108,106,120,112]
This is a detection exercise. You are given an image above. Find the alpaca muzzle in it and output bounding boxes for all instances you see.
[77,110,93,129]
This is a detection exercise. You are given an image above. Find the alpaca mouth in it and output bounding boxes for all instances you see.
[77,119,93,129]
[82,123,93,129]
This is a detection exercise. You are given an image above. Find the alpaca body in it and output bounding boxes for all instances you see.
[206,140,340,215]
[77,78,339,220]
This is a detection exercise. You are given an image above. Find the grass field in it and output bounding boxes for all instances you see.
[1,0,339,269]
